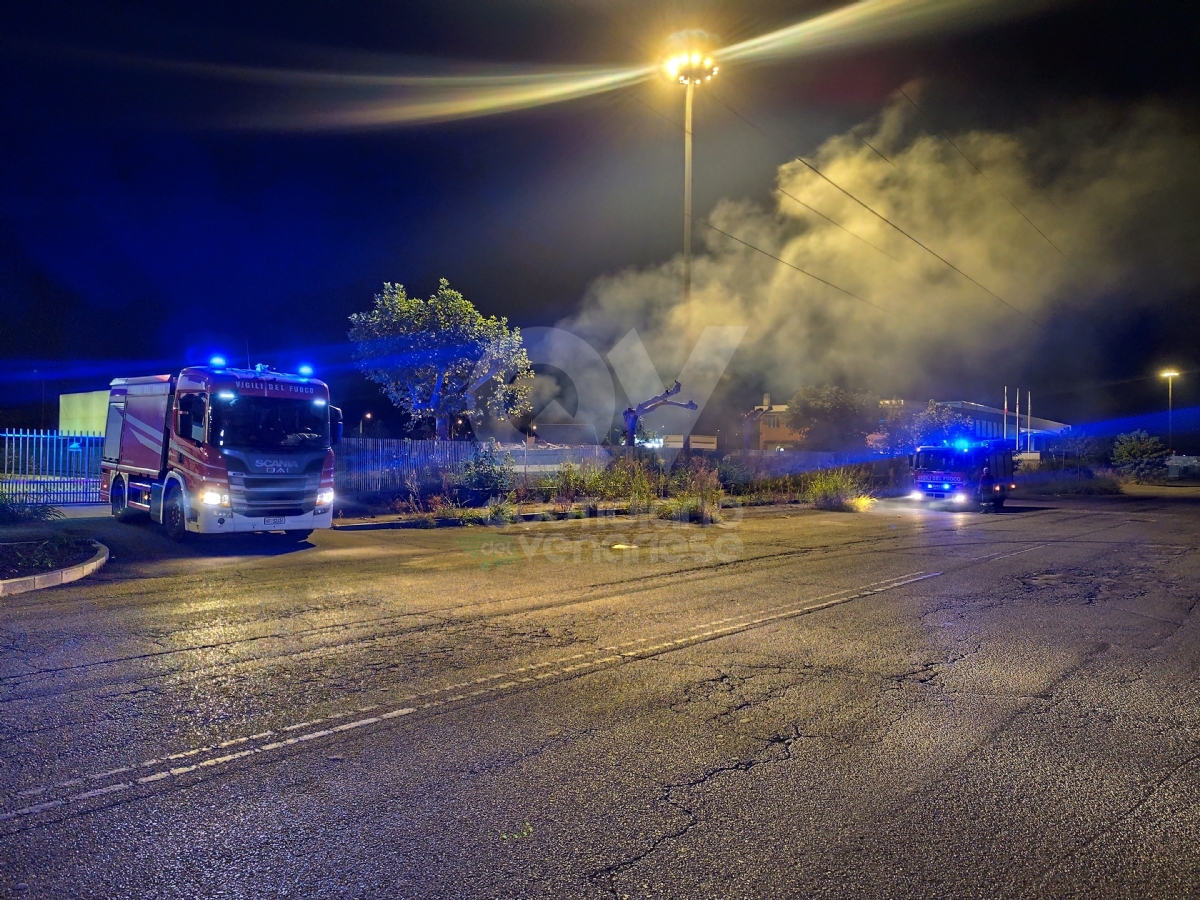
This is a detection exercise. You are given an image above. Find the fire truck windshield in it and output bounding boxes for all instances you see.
[211,396,328,450]
[914,448,984,471]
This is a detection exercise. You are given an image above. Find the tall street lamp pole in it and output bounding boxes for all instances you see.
[1161,370,1180,454]
[664,50,717,302]
[683,77,693,301]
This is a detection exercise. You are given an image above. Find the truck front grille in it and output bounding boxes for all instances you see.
[228,473,319,517]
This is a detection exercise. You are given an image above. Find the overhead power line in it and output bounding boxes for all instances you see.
[706,87,1042,327]
[618,88,893,317]
[621,87,899,263]
[948,58,1065,216]
[848,126,897,168]
[896,88,1077,269]
[694,216,894,315]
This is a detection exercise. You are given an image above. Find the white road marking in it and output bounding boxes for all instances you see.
[1,570,941,823]
[987,544,1048,561]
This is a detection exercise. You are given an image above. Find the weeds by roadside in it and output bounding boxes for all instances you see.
[0,532,94,580]
[0,494,63,526]
[339,454,890,522]
[803,466,876,512]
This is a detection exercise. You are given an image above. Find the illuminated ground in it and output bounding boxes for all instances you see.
[2,491,1199,898]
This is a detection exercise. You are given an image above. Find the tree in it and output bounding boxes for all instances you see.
[349,280,532,440]
[621,382,697,448]
[868,400,974,454]
[1046,433,1113,474]
[784,385,876,452]
[1111,430,1168,481]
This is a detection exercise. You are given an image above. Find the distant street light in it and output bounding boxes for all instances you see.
[664,46,717,302]
[359,411,372,435]
[1160,370,1180,453]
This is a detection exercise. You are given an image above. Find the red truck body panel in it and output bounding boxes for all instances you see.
[100,365,337,535]
[109,377,172,476]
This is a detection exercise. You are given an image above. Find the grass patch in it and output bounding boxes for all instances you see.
[804,466,875,512]
[0,496,63,526]
[656,495,721,525]
[1020,474,1123,496]
[0,532,94,580]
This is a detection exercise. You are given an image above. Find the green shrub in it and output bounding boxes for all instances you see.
[804,466,875,512]
[656,495,721,525]
[552,463,586,506]
[458,441,517,494]
[484,498,517,525]
[0,494,63,526]
[1112,430,1168,482]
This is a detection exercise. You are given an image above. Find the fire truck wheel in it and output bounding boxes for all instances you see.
[111,480,130,522]
[163,487,187,542]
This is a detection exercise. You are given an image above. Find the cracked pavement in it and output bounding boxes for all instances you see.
[2,490,1199,898]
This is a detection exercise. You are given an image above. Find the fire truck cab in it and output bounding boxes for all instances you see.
[909,440,1015,510]
[100,363,343,540]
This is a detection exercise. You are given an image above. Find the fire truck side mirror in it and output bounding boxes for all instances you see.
[330,406,343,446]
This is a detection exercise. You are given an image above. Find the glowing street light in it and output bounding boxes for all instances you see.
[663,46,717,301]
[1160,369,1180,453]
[359,411,372,435]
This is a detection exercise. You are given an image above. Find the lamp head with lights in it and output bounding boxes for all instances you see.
[663,51,717,84]
[1160,369,1181,379]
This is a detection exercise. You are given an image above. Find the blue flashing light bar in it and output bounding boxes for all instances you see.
[298,364,314,376]
[210,355,227,368]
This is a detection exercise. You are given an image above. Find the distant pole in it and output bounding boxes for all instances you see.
[1003,386,1008,443]
[683,78,694,303]
[1160,370,1179,453]
[1015,387,1020,453]
[1027,391,1032,452]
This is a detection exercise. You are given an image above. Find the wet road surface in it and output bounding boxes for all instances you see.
[2,493,1199,898]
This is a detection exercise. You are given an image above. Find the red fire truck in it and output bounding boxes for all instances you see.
[99,361,343,540]
[909,440,1015,510]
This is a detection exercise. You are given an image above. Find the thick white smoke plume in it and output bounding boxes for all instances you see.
[564,96,1200,401]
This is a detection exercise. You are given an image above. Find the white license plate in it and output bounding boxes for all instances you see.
[264,516,286,526]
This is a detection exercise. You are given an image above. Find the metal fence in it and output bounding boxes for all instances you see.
[335,438,479,494]
[334,438,612,494]
[0,430,104,505]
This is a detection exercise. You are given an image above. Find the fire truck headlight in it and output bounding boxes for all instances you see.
[908,491,923,501]
[316,489,335,506]
[200,489,229,506]
[953,493,969,504]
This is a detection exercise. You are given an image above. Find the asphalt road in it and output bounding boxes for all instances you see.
[2,491,1199,899]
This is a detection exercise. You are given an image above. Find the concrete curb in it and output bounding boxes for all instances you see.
[0,542,110,597]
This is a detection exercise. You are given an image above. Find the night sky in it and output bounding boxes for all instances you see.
[2,1,1198,443]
